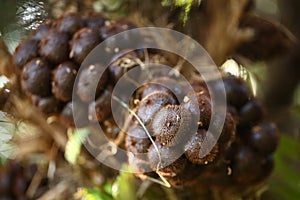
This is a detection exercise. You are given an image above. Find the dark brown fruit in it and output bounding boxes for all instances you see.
[60,101,89,127]
[52,62,78,102]
[76,64,109,103]
[239,98,265,127]
[166,164,202,188]
[152,105,192,146]
[148,142,187,176]
[54,12,84,35]
[184,129,219,165]
[249,122,279,155]
[136,91,177,125]
[150,77,185,99]
[108,50,139,83]
[223,75,250,109]
[30,21,52,40]
[21,58,52,97]
[189,79,209,95]
[69,27,102,64]
[231,145,261,183]
[88,90,112,122]
[31,96,63,115]
[125,125,151,154]
[84,12,107,29]
[138,83,170,99]
[254,155,274,182]
[217,112,236,152]
[100,20,137,40]
[181,92,212,128]
[13,38,39,69]
[100,20,138,54]
[39,30,69,64]
[227,106,239,122]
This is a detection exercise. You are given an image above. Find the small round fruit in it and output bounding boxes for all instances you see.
[88,90,111,122]
[166,164,202,188]
[14,38,39,69]
[190,79,208,90]
[52,62,78,102]
[54,12,84,35]
[76,64,109,103]
[69,27,101,64]
[21,58,52,97]
[249,122,279,155]
[32,96,63,115]
[84,12,107,29]
[223,75,250,109]
[125,125,151,154]
[152,105,192,146]
[100,20,137,39]
[184,129,219,165]
[239,98,265,127]
[138,83,170,99]
[108,50,139,83]
[231,145,261,183]
[60,101,89,127]
[217,112,236,152]
[181,92,212,128]
[30,21,52,40]
[39,30,69,64]
[148,142,187,177]
[136,91,177,125]
[150,77,185,100]
[254,155,274,183]
[100,20,138,53]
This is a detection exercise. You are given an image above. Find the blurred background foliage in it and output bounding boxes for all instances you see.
[0,0,300,199]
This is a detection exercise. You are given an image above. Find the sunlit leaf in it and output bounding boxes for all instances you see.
[65,128,89,165]
[268,134,300,199]
[75,187,113,200]
[162,0,202,23]
[112,165,137,200]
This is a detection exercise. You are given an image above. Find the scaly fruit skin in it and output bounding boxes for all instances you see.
[13,12,137,126]
[21,58,52,97]
[13,12,279,196]
[52,62,78,102]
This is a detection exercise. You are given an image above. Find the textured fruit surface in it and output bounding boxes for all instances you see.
[13,12,279,194]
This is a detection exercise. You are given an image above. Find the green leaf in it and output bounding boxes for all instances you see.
[268,134,300,199]
[112,165,137,200]
[65,128,89,165]
[161,0,202,23]
[75,187,113,200]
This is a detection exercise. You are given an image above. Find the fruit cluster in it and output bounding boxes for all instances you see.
[13,12,138,128]
[125,74,279,191]
[219,75,279,187]
[0,160,39,199]
[13,12,279,194]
